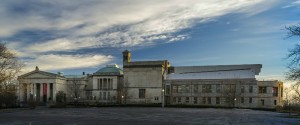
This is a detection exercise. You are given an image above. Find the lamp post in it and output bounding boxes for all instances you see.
[162,89,165,108]
[234,98,237,108]
[121,95,124,105]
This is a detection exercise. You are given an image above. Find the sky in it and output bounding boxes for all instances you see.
[1,0,300,84]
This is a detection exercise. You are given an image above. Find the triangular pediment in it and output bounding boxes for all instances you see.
[18,70,62,79]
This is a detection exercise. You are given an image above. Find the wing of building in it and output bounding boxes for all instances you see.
[17,50,283,109]
[165,64,283,109]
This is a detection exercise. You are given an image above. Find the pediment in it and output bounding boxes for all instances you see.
[19,71,59,79]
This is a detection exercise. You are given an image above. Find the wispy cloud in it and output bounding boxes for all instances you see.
[0,0,276,71]
[282,0,300,8]
[22,54,113,73]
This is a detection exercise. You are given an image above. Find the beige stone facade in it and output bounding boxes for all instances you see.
[122,50,169,104]
[85,64,123,104]
[18,67,67,104]
[16,50,284,109]
[256,80,283,108]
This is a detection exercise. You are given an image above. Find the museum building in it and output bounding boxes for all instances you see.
[17,50,283,109]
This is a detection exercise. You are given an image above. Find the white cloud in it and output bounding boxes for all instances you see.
[282,0,300,8]
[22,54,113,72]
[1,0,277,71]
[3,0,274,50]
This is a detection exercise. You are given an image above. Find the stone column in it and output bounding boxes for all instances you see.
[24,83,30,101]
[47,83,50,102]
[53,83,56,102]
[27,83,30,102]
[33,83,36,100]
[111,78,113,90]
[18,82,24,102]
[40,83,42,103]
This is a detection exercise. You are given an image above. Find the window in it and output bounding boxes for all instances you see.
[178,85,182,93]
[185,97,189,103]
[261,99,264,105]
[249,86,253,93]
[104,79,107,89]
[173,97,176,103]
[100,79,102,90]
[139,89,146,98]
[178,97,181,103]
[184,85,190,93]
[207,97,211,104]
[216,97,220,104]
[274,100,277,105]
[272,87,278,97]
[108,92,110,100]
[202,97,206,104]
[241,97,244,103]
[154,96,159,101]
[259,87,267,93]
[110,79,113,89]
[194,97,197,104]
[193,85,198,93]
[99,92,102,100]
[202,85,212,93]
[241,86,245,93]
[103,92,106,100]
[249,97,252,103]
[166,85,170,94]
[172,85,178,93]
[94,96,96,100]
[108,82,110,90]
[216,85,221,93]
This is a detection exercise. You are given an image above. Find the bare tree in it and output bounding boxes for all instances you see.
[223,84,237,107]
[286,23,300,81]
[0,43,23,108]
[67,77,86,103]
[290,82,300,104]
[285,23,300,112]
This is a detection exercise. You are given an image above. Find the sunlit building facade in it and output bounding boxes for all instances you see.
[17,50,283,109]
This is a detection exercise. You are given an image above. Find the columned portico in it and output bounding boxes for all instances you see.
[18,66,67,104]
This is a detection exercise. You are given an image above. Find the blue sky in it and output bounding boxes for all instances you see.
[1,0,300,83]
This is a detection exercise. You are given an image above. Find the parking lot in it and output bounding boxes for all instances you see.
[0,107,299,125]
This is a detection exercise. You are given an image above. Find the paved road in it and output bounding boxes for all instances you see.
[0,107,299,125]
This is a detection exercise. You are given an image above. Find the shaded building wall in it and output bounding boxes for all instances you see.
[165,79,259,108]
[124,67,163,104]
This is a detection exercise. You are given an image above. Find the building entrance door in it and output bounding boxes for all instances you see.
[43,95,47,103]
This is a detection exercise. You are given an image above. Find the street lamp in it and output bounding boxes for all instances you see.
[121,95,124,104]
[234,98,237,108]
[162,89,165,108]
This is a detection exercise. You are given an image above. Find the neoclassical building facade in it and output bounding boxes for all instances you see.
[85,64,123,104]
[18,67,67,104]
[17,50,284,109]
